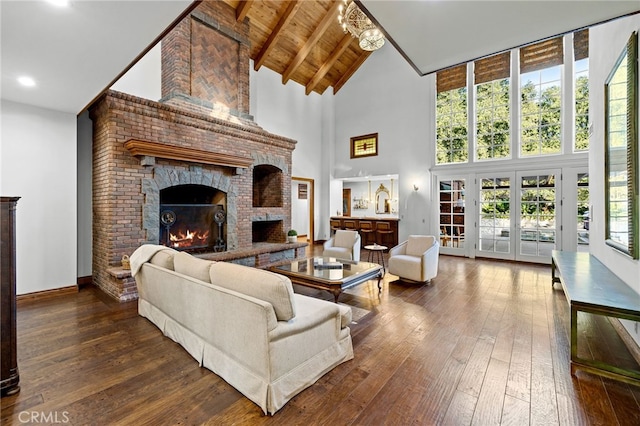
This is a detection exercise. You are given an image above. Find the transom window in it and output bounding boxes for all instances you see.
[436,64,468,164]
[434,32,588,164]
[574,29,590,152]
[475,52,511,160]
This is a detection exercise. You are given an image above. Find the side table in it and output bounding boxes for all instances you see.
[364,244,387,274]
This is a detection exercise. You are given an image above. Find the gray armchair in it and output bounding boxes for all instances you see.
[388,235,439,283]
[323,230,361,261]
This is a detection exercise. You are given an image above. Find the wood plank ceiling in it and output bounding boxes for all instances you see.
[222,0,373,95]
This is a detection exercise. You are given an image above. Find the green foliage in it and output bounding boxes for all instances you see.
[575,75,589,150]
[287,229,297,236]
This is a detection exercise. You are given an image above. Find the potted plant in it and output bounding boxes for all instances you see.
[287,229,298,243]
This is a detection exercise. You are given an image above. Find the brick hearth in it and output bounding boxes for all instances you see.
[89,1,299,301]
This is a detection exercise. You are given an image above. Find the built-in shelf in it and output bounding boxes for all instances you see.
[124,139,254,169]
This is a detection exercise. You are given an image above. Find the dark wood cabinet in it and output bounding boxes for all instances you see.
[1,196,20,396]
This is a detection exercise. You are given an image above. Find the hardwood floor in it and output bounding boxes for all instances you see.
[2,245,639,425]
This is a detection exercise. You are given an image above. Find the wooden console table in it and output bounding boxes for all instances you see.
[551,250,640,386]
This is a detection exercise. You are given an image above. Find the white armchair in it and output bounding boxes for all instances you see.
[323,230,361,261]
[388,235,439,283]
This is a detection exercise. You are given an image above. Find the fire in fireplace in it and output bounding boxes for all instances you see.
[159,184,226,252]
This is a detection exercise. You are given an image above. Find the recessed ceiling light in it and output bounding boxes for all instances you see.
[17,76,36,87]
[47,0,70,7]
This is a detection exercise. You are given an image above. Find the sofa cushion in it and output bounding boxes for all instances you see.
[334,230,357,248]
[149,248,176,271]
[406,235,434,257]
[174,251,214,283]
[209,262,296,321]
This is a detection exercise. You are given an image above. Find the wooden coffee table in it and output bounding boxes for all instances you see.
[271,257,383,302]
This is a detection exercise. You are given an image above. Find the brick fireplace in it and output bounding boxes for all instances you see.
[89,1,302,301]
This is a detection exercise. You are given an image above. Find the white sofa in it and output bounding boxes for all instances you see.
[130,244,354,415]
[388,235,440,283]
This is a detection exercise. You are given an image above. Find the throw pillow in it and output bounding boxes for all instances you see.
[209,262,296,321]
[174,251,214,283]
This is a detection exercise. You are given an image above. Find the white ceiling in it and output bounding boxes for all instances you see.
[1,1,639,116]
[362,0,640,76]
[1,0,193,114]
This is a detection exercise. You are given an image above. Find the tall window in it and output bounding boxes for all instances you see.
[520,37,563,156]
[436,65,468,164]
[475,52,511,160]
[574,29,589,151]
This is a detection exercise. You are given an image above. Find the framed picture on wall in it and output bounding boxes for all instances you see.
[298,183,308,199]
[350,133,378,159]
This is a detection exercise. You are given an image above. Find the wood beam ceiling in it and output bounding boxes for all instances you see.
[253,1,301,71]
[224,0,374,95]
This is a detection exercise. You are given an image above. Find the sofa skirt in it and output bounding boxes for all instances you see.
[138,298,353,415]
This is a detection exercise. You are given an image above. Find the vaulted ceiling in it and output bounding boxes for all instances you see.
[222,0,371,95]
[2,1,639,115]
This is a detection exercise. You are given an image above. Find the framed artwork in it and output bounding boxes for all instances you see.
[298,183,308,200]
[350,133,378,159]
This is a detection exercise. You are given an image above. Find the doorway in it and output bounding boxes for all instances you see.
[292,177,314,245]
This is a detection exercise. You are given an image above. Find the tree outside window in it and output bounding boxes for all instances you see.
[436,88,468,164]
[476,78,510,160]
[520,66,562,156]
[575,58,589,151]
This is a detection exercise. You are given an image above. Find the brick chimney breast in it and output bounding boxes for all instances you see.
[89,1,297,302]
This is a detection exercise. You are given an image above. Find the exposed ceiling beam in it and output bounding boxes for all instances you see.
[306,34,353,95]
[333,49,372,94]
[254,1,301,71]
[282,1,341,84]
[235,0,253,22]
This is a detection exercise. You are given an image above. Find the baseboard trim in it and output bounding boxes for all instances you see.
[17,285,78,305]
[609,317,640,365]
[77,275,93,287]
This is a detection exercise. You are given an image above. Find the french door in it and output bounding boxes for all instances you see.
[516,170,560,263]
[477,174,514,260]
[437,177,467,255]
[475,169,560,263]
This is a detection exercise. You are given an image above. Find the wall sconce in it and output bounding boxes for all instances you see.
[413,183,419,192]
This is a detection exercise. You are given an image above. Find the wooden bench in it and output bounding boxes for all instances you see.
[551,250,640,386]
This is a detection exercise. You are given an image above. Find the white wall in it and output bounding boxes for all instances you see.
[250,62,328,240]
[334,44,433,241]
[110,43,162,101]
[590,15,640,345]
[0,100,77,294]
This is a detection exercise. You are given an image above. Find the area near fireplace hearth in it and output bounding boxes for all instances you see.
[89,1,303,301]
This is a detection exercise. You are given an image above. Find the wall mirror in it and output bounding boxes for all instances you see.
[604,31,638,259]
[375,184,390,214]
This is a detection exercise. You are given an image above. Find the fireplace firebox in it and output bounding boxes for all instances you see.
[159,185,226,252]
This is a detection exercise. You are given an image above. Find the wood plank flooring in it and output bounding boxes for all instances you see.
[2,246,639,425]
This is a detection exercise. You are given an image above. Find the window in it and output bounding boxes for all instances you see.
[574,29,589,151]
[520,37,563,156]
[475,52,510,160]
[436,65,468,164]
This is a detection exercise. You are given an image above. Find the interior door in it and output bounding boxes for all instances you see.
[516,170,561,263]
